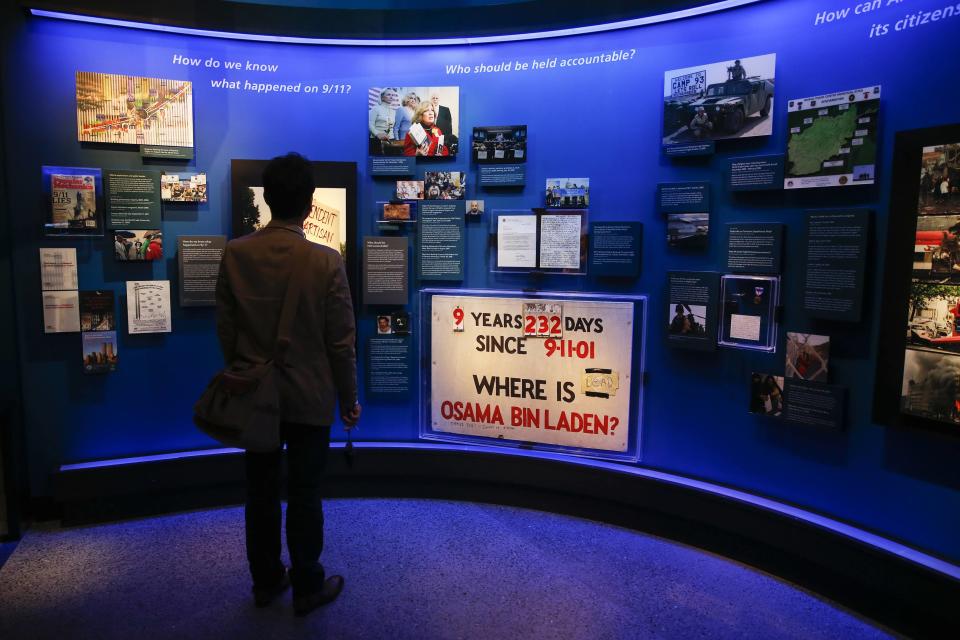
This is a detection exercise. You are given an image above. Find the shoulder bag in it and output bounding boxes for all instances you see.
[193,240,309,452]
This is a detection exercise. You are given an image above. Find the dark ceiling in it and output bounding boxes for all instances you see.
[22,0,750,40]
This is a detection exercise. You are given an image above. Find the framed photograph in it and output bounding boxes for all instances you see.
[662,53,776,147]
[472,125,527,163]
[391,310,410,335]
[914,215,960,282]
[667,213,709,249]
[368,86,459,157]
[918,141,960,216]
[424,171,466,199]
[718,274,780,351]
[380,201,415,223]
[79,290,115,331]
[466,200,484,216]
[785,332,829,382]
[114,230,163,261]
[76,71,194,148]
[875,123,960,436]
[82,331,118,374]
[545,178,589,208]
[396,181,424,200]
[750,373,785,417]
[42,166,103,236]
[161,172,207,202]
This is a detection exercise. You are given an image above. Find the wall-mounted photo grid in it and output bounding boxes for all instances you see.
[901,140,960,426]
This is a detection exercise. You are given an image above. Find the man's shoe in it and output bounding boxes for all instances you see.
[292,575,344,617]
[253,567,290,607]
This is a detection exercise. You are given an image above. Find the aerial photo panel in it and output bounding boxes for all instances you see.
[75,71,194,148]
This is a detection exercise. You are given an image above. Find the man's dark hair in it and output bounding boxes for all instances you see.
[262,152,314,221]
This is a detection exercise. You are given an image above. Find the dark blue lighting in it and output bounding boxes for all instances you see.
[59,441,960,581]
[30,2,763,46]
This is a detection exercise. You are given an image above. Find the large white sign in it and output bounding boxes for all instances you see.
[430,294,635,452]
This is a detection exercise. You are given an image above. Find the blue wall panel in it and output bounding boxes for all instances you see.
[3,0,960,560]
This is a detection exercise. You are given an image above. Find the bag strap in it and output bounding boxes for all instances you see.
[272,239,310,364]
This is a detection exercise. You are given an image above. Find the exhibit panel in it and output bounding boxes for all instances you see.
[421,289,645,462]
[1,0,959,565]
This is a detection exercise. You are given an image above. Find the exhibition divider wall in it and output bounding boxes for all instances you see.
[1,0,959,564]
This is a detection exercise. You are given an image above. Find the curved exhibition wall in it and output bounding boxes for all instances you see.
[2,0,959,565]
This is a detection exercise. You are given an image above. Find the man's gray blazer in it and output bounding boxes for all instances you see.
[215,221,357,426]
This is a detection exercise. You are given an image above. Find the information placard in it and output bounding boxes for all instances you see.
[428,293,637,455]
[726,223,783,274]
[369,156,415,177]
[728,155,784,191]
[105,169,161,230]
[418,201,464,281]
[666,271,718,351]
[367,336,411,397]
[784,379,846,429]
[363,236,408,305]
[657,182,710,214]
[801,210,869,321]
[590,222,641,277]
[479,165,526,187]
[178,235,226,307]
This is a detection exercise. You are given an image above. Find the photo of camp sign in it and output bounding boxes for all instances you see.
[662,53,775,146]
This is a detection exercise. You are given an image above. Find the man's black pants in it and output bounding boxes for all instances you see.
[245,423,331,597]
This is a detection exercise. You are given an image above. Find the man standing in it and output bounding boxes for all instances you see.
[729,59,746,81]
[430,91,453,139]
[216,153,361,616]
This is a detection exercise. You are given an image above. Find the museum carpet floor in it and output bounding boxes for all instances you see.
[0,498,893,639]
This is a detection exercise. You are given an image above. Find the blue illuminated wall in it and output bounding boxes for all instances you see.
[2,0,959,561]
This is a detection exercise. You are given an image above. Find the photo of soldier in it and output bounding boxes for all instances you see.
[662,53,775,145]
[668,303,707,337]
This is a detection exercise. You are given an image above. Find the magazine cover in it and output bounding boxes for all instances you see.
[82,331,118,374]
[44,166,102,235]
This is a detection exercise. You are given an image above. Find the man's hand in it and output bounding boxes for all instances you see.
[341,402,362,430]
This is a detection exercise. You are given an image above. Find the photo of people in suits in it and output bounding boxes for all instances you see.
[368,86,459,157]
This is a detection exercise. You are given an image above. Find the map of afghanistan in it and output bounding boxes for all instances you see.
[76,71,194,148]
[784,86,881,189]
